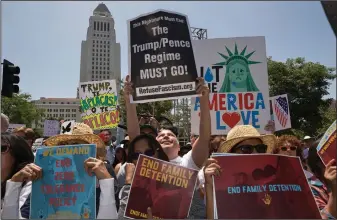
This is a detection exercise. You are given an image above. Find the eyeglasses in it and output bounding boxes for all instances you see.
[130,149,155,160]
[232,144,267,154]
[1,145,10,154]
[280,146,297,151]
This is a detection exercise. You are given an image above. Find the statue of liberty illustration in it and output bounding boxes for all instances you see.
[214,43,261,93]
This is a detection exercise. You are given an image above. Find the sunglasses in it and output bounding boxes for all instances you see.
[280,146,297,151]
[1,145,10,154]
[130,149,155,160]
[232,144,267,154]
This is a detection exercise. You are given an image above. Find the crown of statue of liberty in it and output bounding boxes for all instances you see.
[214,43,261,66]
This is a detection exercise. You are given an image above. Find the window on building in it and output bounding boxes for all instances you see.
[103,76,105,79]
[100,45,102,48]
[108,41,110,44]
[107,67,109,70]
[104,54,106,57]
[49,102,51,104]
[107,35,109,38]
[96,62,98,65]
[72,109,76,112]
[96,57,98,60]
[108,50,110,53]
[107,58,110,62]
[66,109,70,112]
[107,76,109,79]
[100,62,102,65]
[107,23,110,31]
[100,67,102,70]
[96,66,98,69]
[100,49,102,52]
[103,67,105,70]
[100,71,102,74]
[67,102,70,104]
[60,109,64,112]
[94,21,96,30]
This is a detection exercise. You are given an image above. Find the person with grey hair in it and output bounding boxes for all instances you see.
[1,113,9,133]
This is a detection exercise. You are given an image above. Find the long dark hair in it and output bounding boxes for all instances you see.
[1,133,34,199]
[307,137,327,185]
[112,147,127,168]
[127,134,169,163]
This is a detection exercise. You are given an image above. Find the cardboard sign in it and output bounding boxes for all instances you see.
[128,9,198,103]
[124,155,198,219]
[212,154,321,219]
[43,120,60,137]
[30,144,96,219]
[79,80,119,130]
[317,120,336,166]
[6,124,25,133]
[60,120,75,134]
[190,37,271,135]
[270,94,291,131]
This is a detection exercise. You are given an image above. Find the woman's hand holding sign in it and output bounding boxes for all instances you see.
[204,158,222,185]
[11,163,43,182]
[324,159,337,218]
[325,159,337,185]
[84,157,111,180]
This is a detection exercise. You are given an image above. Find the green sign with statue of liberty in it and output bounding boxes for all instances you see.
[191,36,271,135]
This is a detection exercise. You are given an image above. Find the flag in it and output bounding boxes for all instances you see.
[274,97,288,127]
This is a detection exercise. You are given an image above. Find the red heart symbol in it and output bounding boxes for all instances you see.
[222,112,241,128]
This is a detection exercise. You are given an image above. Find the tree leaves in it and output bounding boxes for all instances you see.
[268,57,336,137]
[1,93,45,127]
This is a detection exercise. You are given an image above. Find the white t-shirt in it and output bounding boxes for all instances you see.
[169,150,200,171]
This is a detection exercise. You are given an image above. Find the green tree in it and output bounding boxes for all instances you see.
[1,93,45,127]
[268,57,336,137]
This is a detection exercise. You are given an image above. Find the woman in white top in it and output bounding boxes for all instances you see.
[1,133,35,217]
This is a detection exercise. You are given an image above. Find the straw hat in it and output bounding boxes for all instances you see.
[219,125,276,153]
[44,123,106,160]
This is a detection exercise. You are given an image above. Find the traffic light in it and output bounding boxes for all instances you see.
[1,59,20,98]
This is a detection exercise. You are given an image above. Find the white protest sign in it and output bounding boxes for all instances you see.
[270,94,292,131]
[43,120,60,137]
[190,37,271,135]
[6,124,25,133]
[78,80,119,130]
[128,9,198,103]
[60,120,75,134]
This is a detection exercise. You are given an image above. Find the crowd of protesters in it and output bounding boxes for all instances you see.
[0,76,335,219]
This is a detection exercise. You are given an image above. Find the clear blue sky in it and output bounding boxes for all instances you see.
[2,1,336,100]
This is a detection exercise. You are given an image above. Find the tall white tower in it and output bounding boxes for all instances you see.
[79,3,121,90]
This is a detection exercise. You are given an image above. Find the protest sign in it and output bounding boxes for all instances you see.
[30,144,96,219]
[43,120,60,137]
[60,120,75,134]
[124,155,198,219]
[270,94,291,131]
[128,9,198,103]
[212,154,321,219]
[79,80,119,130]
[6,124,25,133]
[317,120,336,166]
[190,37,271,135]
